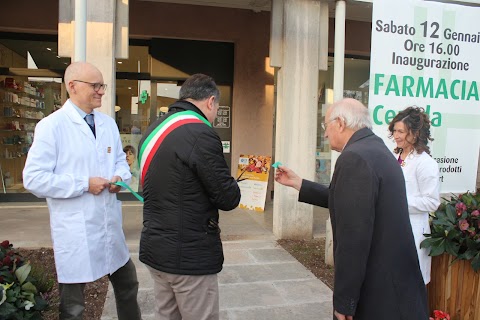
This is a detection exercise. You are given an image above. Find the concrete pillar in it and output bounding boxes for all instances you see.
[74,0,86,62]
[325,0,347,266]
[58,0,129,117]
[272,0,323,239]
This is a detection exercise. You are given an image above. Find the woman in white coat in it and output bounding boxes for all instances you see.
[388,106,440,284]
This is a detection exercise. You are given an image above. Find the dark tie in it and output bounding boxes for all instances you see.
[85,114,95,137]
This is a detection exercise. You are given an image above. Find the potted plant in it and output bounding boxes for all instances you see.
[421,191,480,320]
[421,191,480,271]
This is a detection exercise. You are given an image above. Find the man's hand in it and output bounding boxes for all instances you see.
[334,310,353,320]
[88,177,110,195]
[274,165,302,191]
[108,176,122,193]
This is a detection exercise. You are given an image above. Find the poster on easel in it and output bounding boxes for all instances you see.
[120,134,142,192]
[236,154,272,212]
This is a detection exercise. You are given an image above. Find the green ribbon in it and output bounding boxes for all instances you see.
[112,181,144,203]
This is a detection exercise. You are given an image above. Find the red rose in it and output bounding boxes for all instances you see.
[0,240,9,249]
[6,250,14,256]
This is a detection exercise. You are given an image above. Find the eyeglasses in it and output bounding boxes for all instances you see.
[321,117,338,130]
[73,80,107,92]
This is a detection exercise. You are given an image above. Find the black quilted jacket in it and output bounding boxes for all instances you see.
[138,100,240,275]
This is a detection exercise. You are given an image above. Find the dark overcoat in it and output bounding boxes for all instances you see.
[299,128,428,319]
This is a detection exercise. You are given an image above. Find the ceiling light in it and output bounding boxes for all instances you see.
[117,61,123,64]
[46,48,52,51]
[128,87,132,90]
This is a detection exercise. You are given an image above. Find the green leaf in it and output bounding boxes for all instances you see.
[447,229,462,240]
[463,193,473,206]
[0,301,17,317]
[420,237,439,249]
[445,240,460,256]
[471,252,480,272]
[21,282,37,295]
[471,197,478,207]
[466,237,478,249]
[435,210,448,221]
[31,313,44,320]
[445,204,457,223]
[33,296,48,311]
[0,270,11,279]
[429,239,447,256]
[15,263,31,285]
[461,249,477,260]
[433,220,454,229]
[22,292,35,303]
[473,193,480,204]
[6,286,20,302]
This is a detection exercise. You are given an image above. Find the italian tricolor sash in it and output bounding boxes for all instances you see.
[138,110,211,186]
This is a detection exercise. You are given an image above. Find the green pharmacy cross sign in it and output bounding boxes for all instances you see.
[139,90,149,104]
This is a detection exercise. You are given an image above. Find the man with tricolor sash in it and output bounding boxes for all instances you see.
[138,74,241,320]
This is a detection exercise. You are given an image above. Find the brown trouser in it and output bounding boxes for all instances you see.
[147,266,219,320]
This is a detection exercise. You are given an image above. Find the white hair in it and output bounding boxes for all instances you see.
[329,98,372,130]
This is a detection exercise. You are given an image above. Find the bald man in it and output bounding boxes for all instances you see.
[23,62,141,320]
[275,98,428,320]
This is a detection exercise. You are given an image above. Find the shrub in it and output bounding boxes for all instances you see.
[421,191,480,271]
[0,240,49,319]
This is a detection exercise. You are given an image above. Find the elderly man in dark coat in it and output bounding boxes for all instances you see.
[275,98,428,320]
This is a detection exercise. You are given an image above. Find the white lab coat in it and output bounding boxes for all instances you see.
[23,100,132,283]
[401,150,440,284]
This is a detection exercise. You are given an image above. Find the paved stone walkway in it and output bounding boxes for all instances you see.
[0,202,333,319]
[101,240,333,320]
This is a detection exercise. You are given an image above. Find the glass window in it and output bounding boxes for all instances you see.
[0,37,69,194]
[0,76,63,193]
[316,57,370,185]
[116,79,151,193]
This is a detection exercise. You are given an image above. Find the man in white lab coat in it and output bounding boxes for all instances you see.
[23,62,141,320]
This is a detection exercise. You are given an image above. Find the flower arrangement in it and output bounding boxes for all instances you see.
[421,191,480,271]
[0,240,48,319]
[429,309,450,320]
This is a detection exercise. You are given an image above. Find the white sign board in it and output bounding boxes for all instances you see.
[214,106,230,128]
[222,140,231,153]
[369,0,480,193]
